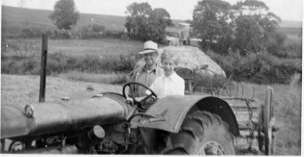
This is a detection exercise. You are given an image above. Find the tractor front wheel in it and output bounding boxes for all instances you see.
[163,110,235,155]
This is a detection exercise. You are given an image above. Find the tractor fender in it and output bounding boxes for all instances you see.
[136,95,239,136]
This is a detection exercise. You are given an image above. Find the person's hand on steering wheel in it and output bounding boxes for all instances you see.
[122,82,158,110]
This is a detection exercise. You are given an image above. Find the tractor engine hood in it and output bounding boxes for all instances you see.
[1,96,128,139]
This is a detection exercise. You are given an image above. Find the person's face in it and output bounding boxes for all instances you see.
[162,59,175,76]
[144,52,157,67]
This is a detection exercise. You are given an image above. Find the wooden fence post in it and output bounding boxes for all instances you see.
[39,34,48,102]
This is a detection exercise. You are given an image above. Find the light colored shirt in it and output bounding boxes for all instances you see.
[150,72,185,98]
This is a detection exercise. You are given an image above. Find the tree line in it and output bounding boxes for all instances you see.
[192,0,285,56]
[49,0,288,56]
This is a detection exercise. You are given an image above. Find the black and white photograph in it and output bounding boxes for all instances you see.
[1,0,302,155]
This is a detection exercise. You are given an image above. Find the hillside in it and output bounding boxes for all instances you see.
[2,5,126,35]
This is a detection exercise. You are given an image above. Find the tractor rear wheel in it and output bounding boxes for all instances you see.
[163,110,235,155]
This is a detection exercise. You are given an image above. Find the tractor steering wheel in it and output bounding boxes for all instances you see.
[122,82,158,109]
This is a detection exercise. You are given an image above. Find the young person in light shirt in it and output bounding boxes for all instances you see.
[149,51,185,98]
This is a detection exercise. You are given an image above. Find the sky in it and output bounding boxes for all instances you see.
[2,0,303,21]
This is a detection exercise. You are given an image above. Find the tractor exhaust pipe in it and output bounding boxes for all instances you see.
[39,34,48,102]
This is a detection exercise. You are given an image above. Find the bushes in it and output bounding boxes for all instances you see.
[21,27,44,38]
[46,53,69,73]
[1,52,135,75]
[206,50,301,84]
[20,27,72,39]
[15,27,71,39]
[267,35,302,59]
[5,24,127,40]
[1,55,40,74]
[103,30,126,39]
[52,53,134,73]
[48,29,72,39]
[282,42,302,58]
[78,24,105,39]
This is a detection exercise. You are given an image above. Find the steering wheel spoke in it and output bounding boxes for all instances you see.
[122,82,157,110]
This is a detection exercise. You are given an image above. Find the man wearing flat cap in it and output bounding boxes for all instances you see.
[129,40,163,97]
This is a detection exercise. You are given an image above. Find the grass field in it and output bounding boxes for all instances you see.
[2,38,143,57]
[1,74,121,108]
[1,74,300,155]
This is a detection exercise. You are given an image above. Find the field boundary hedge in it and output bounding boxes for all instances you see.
[1,52,135,75]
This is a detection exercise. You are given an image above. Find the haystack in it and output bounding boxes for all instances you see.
[135,46,226,78]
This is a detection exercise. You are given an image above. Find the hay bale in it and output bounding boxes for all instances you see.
[134,46,226,78]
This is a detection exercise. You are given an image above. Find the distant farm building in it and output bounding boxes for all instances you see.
[165,22,201,47]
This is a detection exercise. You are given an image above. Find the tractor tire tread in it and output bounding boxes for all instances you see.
[163,110,234,154]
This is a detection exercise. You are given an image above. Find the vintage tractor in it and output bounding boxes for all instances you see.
[0,81,278,155]
[1,81,278,155]
[1,36,278,155]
